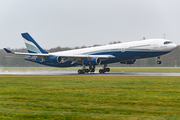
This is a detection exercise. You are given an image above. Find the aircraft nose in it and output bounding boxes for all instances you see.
[171,43,177,50]
[173,43,177,49]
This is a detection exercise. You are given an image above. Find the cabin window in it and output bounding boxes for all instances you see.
[164,41,172,44]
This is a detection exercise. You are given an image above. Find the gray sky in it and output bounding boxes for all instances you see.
[1,0,180,49]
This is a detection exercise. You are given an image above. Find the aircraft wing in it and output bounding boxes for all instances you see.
[4,48,115,59]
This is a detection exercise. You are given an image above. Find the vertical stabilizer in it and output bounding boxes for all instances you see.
[21,33,48,54]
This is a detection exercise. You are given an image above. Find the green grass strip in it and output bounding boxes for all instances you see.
[0,75,179,119]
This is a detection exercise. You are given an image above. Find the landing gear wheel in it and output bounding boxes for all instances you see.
[85,69,90,73]
[90,69,95,72]
[99,64,110,74]
[78,69,81,74]
[82,69,85,74]
[78,69,85,74]
[105,68,110,72]
[157,61,162,64]
[99,69,105,74]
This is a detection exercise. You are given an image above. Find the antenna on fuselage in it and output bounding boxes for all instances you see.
[164,34,166,39]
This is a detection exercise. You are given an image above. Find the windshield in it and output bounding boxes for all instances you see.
[164,41,172,45]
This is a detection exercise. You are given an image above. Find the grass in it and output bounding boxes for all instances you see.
[0,75,180,119]
[1,67,180,73]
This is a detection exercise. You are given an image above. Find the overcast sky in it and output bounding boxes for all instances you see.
[1,0,180,49]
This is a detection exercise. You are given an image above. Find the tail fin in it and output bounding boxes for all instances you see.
[21,33,48,54]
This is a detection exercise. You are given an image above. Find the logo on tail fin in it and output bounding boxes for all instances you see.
[21,33,48,54]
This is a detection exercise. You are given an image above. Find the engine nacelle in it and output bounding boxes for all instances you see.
[83,58,101,66]
[120,59,136,65]
[45,56,61,64]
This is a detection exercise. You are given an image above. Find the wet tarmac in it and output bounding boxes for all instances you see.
[0,71,180,76]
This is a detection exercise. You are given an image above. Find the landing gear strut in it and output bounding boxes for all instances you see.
[89,65,95,72]
[99,64,110,74]
[157,55,162,64]
[78,62,87,74]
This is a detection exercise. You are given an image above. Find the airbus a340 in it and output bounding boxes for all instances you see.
[4,33,177,74]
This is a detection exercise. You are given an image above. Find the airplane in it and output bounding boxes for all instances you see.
[4,32,177,74]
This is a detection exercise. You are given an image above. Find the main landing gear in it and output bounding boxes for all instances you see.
[78,65,95,74]
[77,64,111,74]
[99,64,110,74]
[157,55,162,64]
[89,65,95,72]
[78,69,89,74]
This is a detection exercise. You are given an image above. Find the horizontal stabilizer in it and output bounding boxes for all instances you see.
[4,48,14,54]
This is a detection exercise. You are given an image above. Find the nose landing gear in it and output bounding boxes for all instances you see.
[157,55,162,64]
[157,60,162,64]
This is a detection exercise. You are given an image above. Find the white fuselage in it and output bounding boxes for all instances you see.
[51,39,177,56]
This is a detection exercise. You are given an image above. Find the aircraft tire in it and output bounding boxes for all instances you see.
[78,69,85,74]
[78,69,82,74]
[105,68,110,72]
[99,69,105,74]
[157,61,162,64]
[90,69,95,72]
[83,70,86,74]
[85,69,90,73]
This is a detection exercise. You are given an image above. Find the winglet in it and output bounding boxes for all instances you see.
[4,48,14,54]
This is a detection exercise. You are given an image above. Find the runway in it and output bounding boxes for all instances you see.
[0,71,180,76]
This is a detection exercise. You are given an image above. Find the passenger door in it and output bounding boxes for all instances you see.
[121,44,126,52]
[153,40,158,49]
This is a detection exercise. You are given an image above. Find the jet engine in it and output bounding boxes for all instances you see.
[45,56,61,64]
[83,58,101,66]
[120,59,136,65]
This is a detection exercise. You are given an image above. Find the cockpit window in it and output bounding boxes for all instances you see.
[164,41,172,44]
